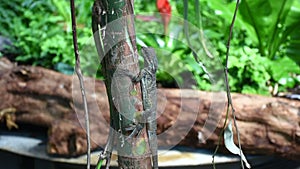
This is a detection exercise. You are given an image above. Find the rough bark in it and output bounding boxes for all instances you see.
[0,57,299,160]
[91,0,152,168]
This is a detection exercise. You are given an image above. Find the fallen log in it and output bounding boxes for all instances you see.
[0,57,299,160]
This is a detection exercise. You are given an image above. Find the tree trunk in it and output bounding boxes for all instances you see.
[92,0,152,168]
[0,57,299,160]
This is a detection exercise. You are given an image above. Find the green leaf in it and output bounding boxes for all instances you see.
[270,57,300,81]
[224,121,251,169]
[285,29,300,65]
[239,0,300,59]
[278,77,296,87]
[96,159,103,169]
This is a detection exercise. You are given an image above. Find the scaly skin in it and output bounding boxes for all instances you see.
[92,1,158,168]
[125,47,158,169]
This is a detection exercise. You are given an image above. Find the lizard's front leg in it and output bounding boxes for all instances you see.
[124,123,144,140]
[114,69,146,140]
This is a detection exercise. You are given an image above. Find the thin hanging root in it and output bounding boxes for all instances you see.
[70,0,91,169]
[213,0,249,169]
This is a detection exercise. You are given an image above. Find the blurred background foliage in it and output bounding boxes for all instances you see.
[0,0,299,95]
[0,0,92,71]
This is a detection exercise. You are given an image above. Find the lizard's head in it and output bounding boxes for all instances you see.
[141,47,158,72]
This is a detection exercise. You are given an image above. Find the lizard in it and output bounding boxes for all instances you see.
[92,1,136,168]
[124,47,159,169]
[92,1,158,168]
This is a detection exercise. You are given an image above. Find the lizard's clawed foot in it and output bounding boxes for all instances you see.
[99,150,107,159]
[125,123,144,140]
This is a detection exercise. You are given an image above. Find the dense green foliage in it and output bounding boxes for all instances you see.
[0,0,299,94]
[135,0,300,94]
[186,0,300,94]
[0,0,92,71]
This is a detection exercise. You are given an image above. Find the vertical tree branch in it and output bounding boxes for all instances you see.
[92,0,152,168]
[70,1,91,169]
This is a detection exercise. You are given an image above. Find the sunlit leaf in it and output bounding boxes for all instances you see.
[239,0,300,59]
[224,121,251,169]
